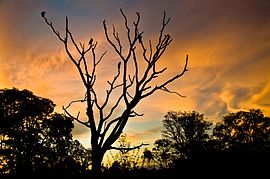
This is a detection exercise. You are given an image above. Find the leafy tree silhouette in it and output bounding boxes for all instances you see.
[0,88,90,176]
[0,88,55,174]
[148,109,270,177]
[213,109,270,168]
[103,109,270,178]
[41,9,188,173]
[151,139,174,169]
[141,148,154,168]
[161,111,213,161]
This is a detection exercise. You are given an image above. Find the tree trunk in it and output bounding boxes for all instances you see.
[91,147,105,175]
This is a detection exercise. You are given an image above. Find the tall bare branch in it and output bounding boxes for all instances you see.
[42,9,188,173]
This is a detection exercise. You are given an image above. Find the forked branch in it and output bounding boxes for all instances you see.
[110,143,149,154]
[42,9,188,172]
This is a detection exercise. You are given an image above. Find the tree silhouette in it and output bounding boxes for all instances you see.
[0,88,55,174]
[162,111,213,160]
[141,148,154,168]
[68,140,92,172]
[0,88,90,175]
[213,109,270,161]
[151,139,174,169]
[41,9,188,173]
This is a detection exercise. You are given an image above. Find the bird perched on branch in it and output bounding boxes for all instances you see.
[41,11,46,17]
[89,38,93,45]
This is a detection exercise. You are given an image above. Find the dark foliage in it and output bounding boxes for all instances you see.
[162,111,213,160]
[1,88,270,178]
[0,88,90,176]
[210,109,270,172]
[146,110,270,178]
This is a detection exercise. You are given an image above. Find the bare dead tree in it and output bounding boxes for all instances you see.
[41,9,188,173]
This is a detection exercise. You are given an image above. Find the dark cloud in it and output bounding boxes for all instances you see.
[194,90,229,120]
[73,123,89,136]
[169,0,270,48]
[254,84,270,110]
[258,103,270,108]
[230,88,254,109]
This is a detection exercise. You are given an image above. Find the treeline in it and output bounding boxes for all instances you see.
[106,110,270,178]
[1,88,270,177]
[142,109,270,169]
[0,88,91,177]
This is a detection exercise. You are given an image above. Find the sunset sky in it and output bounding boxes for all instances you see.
[0,0,270,148]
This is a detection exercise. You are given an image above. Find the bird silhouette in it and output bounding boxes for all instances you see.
[89,38,93,45]
[41,11,46,17]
